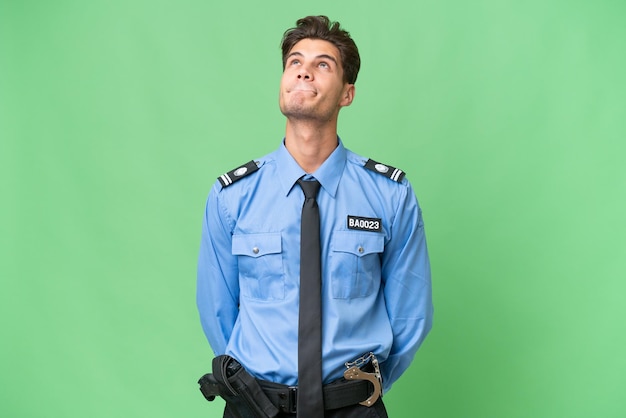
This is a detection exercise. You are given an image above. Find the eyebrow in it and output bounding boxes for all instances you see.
[287,51,338,66]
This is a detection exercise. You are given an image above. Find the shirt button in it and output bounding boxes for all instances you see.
[252,247,259,254]
[358,246,364,253]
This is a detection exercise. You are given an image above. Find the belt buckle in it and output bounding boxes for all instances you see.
[288,386,298,414]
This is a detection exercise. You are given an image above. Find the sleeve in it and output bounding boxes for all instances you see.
[196,183,240,355]
[380,181,434,392]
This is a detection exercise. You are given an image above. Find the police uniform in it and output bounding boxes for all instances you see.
[197,139,433,398]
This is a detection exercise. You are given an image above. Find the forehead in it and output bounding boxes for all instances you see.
[288,38,341,63]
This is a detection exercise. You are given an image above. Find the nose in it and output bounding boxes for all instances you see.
[297,66,312,80]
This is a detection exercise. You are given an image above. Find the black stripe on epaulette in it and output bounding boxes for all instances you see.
[217,160,259,187]
[364,159,405,183]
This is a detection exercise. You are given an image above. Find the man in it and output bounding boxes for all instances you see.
[197,15,433,418]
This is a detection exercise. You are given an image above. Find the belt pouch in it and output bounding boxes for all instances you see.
[212,355,279,418]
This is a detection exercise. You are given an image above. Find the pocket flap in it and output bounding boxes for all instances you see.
[332,231,384,257]
[232,233,282,258]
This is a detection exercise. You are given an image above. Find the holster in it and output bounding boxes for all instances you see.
[198,355,279,418]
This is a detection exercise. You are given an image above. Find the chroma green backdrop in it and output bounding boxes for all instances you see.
[1,0,625,417]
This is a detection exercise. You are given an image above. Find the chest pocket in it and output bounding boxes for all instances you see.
[330,231,384,299]
[232,233,285,301]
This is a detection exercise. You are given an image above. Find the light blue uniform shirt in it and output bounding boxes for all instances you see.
[197,140,433,393]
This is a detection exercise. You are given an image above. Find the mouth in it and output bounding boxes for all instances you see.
[289,86,317,95]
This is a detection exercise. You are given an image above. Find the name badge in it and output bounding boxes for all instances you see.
[347,215,382,232]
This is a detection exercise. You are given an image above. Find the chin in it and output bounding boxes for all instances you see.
[281,102,312,117]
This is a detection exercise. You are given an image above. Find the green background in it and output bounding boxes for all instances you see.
[2,0,625,417]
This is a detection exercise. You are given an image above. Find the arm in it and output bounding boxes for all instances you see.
[196,184,239,355]
[380,182,433,392]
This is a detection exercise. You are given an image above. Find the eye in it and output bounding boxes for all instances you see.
[289,58,300,66]
[318,61,329,69]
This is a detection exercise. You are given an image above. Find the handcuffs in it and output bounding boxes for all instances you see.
[343,352,383,407]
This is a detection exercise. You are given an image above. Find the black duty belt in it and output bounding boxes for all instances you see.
[257,378,373,413]
[198,355,379,416]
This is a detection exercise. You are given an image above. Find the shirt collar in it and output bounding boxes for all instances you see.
[276,138,347,198]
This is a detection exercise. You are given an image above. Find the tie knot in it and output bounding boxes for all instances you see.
[297,178,321,199]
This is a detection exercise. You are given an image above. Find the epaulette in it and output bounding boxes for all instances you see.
[217,160,260,188]
[363,159,405,183]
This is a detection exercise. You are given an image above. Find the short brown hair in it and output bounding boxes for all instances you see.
[280,15,361,84]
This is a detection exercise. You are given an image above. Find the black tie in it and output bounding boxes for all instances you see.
[296,178,324,417]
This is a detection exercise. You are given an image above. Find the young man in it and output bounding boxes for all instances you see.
[197,16,433,418]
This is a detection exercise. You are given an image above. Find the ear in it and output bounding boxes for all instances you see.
[339,84,356,107]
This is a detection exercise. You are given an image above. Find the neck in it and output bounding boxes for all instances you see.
[284,119,339,173]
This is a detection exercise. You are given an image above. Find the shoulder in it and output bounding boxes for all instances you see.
[345,149,407,185]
